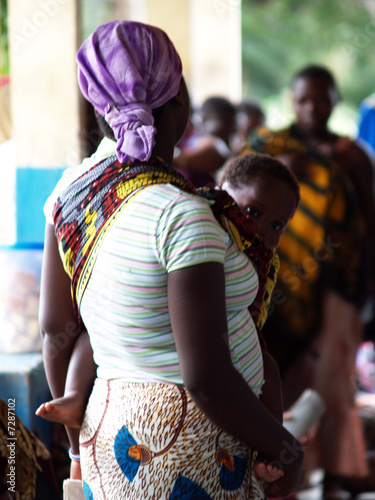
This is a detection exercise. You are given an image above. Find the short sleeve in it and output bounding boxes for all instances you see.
[156,193,229,272]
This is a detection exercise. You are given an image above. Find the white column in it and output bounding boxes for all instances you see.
[189,0,242,106]
[8,0,81,167]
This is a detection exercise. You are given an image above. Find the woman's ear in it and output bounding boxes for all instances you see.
[172,77,189,106]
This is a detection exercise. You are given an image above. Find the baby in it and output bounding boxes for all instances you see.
[219,152,300,490]
[37,152,300,490]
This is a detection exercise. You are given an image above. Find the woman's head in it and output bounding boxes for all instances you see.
[220,153,300,249]
[76,21,186,163]
[291,64,339,135]
[236,99,265,138]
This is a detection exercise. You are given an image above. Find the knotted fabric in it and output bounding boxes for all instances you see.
[76,21,182,163]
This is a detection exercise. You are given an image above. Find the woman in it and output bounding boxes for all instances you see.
[246,64,374,497]
[39,21,303,498]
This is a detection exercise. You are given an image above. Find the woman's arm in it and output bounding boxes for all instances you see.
[260,348,284,423]
[168,262,303,497]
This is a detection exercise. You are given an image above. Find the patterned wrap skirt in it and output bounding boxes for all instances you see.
[79,379,264,499]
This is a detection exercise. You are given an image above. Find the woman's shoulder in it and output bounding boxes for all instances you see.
[140,183,215,209]
[130,183,221,232]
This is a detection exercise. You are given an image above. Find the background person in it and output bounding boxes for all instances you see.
[173,96,236,187]
[245,64,374,498]
[230,98,265,155]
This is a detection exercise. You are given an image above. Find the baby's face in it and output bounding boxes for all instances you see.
[223,176,296,250]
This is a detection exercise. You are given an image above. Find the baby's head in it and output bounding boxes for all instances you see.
[220,153,300,250]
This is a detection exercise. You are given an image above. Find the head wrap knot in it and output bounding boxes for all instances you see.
[76,21,183,163]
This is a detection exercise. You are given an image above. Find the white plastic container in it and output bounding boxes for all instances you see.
[283,389,326,439]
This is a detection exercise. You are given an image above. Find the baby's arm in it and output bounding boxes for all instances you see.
[36,330,97,428]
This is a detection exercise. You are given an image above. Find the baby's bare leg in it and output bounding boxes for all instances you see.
[36,331,96,428]
[36,392,86,428]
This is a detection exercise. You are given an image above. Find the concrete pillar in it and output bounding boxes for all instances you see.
[145,0,191,81]
[189,0,242,106]
[8,0,81,168]
[4,0,81,246]
[139,0,242,106]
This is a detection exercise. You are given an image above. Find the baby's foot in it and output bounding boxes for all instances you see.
[35,393,85,428]
[253,458,284,483]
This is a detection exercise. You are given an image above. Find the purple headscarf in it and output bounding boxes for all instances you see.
[76,21,182,163]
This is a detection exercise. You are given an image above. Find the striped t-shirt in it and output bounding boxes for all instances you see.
[79,183,264,396]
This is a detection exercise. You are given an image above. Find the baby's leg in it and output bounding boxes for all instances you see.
[36,331,97,428]
[36,393,86,428]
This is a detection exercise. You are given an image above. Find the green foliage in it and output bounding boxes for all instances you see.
[242,0,375,109]
[0,0,9,76]
[80,0,115,41]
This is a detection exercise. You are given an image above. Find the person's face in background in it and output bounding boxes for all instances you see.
[230,110,265,154]
[236,110,265,140]
[223,176,297,250]
[292,77,339,136]
[201,112,236,146]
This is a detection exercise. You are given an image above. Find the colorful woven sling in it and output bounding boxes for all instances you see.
[53,155,279,347]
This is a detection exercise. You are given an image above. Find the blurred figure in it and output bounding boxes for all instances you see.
[231,98,265,154]
[358,92,375,162]
[357,94,375,342]
[173,96,236,187]
[246,64,375,498]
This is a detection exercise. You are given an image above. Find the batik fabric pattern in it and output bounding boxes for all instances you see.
[80,379,264,499]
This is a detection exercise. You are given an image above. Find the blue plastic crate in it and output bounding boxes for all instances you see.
[16,166,66,245]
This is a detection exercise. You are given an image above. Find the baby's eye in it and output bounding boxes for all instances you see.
[272,221,283,231]
[246,206,259,217]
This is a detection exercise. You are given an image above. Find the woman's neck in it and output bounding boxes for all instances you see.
[151,140,174,164]
[151,108,179,165]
